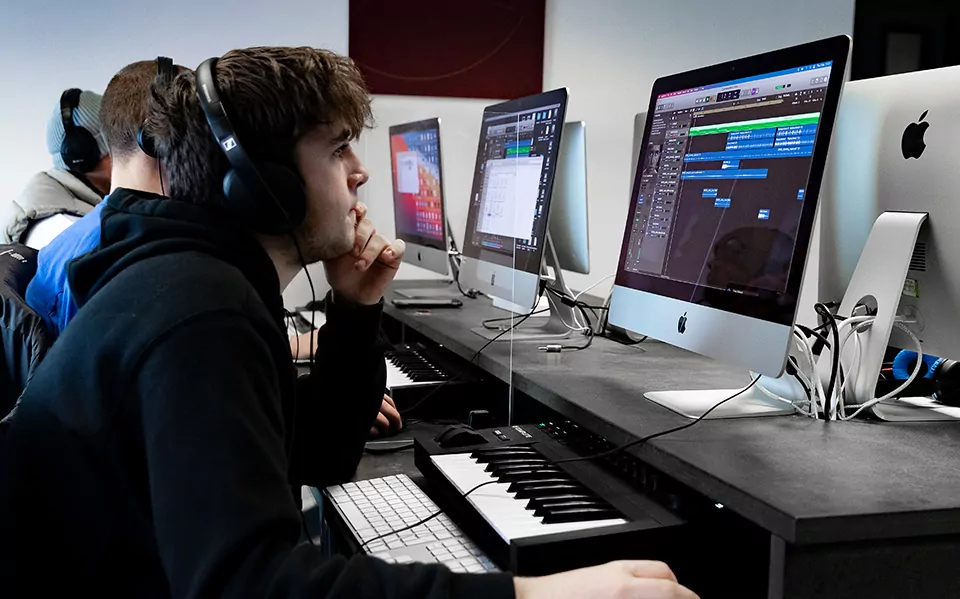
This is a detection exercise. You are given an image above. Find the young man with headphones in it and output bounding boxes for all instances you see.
[0,89,111,248]
[0,47,696,599]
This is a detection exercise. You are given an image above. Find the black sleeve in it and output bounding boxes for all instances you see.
[137,310,515,598]
[291,292,387,488]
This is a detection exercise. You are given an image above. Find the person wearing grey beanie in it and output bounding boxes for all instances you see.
[0,89,111,249]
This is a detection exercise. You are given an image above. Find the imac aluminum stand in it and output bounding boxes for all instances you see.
[818,211,957,422]
[471,232,580,342]
[395,220,470,300]
[644,380,799,419]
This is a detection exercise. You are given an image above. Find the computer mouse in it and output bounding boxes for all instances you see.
[434,424,489,449]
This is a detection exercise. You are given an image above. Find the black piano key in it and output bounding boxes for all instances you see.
[496,468,563,483]
[526,495,602,510]
[524,494,596,510]
[540,507,622,524]
[511,483,586,499]
[472,448,538,462]
[484,459,549,472]
[533,500,611,514]
[485,456,548,472]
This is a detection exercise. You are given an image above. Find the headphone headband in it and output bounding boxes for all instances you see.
[60,88,82,132]
[195,57,294,224]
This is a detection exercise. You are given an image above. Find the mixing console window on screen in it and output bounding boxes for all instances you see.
[624,62,833,296]
[468,105,562,259]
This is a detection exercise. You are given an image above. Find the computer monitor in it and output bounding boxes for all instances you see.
[389,118,448,275]
[548,121,590,275]
[609,36,850,418]
[819,65,960,368]
[458,89,570,332]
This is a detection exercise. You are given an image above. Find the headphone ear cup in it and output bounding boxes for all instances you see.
[934,360,960,407]
[222,164,306,236]
[137,127,157,159]
[60,127,102,173]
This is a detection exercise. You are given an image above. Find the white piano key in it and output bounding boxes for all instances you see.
[386,357,437,390]
[430,453,627,543]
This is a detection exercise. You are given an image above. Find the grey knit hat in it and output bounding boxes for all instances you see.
[46,89,109,170]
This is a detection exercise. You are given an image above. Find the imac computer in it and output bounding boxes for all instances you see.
[458,89,577,340]
[388,118,460,299]
[608,36,850,418]
[818,65,960,419]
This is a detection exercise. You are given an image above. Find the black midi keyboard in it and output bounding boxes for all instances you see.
[414,422,687,575]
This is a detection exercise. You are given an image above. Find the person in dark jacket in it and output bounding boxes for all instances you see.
[0,47,697,599]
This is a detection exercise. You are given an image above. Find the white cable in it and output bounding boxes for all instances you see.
[574,273,615,303]
[841,322,924,420]
[793,329,828,418]
[559,274,615,333]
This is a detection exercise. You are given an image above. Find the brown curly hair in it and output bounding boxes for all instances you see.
[145,46,372,206]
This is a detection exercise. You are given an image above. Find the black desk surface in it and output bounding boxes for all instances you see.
[382,281,960,546]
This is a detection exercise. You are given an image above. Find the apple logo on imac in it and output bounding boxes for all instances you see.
[677,312,688,334]
[901,110,930,159]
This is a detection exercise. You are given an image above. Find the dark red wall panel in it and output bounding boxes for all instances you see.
[349,0,545,99]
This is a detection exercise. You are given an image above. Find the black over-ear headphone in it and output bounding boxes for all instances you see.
[194,57,307,235]
[137,56,176,159]
[59,88,102,173]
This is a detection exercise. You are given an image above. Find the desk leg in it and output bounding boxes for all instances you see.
[769,534,960,598]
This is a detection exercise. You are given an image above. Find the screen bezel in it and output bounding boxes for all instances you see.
[388,117,447,252]
[614,35,850,327]
[461,88,569,275]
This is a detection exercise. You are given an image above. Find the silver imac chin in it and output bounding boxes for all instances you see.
[459,255,541,313]
[403,242,449,277]
[609,286,792,377]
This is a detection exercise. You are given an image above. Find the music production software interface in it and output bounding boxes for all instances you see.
[465,104,563,272]
[623,62,833,295]
[391,127,444,244]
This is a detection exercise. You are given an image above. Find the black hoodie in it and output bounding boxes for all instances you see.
[0,189,514,598]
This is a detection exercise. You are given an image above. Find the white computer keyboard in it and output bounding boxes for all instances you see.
[325,474,499,573]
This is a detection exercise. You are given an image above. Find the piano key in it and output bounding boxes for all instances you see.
[495,469,565,483]
[524,494,597,509]
[508,480,584,495]
[540,507,622,524]
[471,448,539,462]
[528,498,607,511]
[483,459,548,472]
[430,453,627,542]
[533,500,611,512]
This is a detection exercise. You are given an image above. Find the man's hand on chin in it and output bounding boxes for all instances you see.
[323,202,405,305]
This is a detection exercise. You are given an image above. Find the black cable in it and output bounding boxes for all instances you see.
[550,375,762,467]
[356,480,499,554]
[814,302,840,420]
[795,323,832,350]
[400,291,544,416]
[481,308,549,330]
[289,235,317,547]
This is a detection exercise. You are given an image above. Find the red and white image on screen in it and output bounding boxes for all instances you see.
[391,129,443,242]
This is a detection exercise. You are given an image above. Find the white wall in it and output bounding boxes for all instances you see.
[0,0,854,307]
